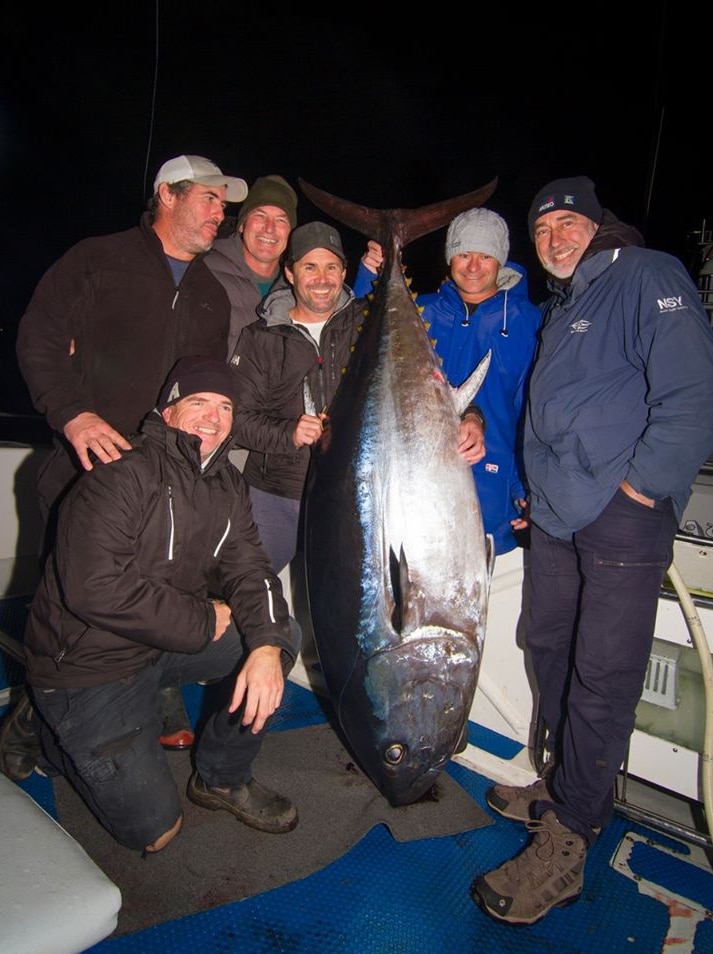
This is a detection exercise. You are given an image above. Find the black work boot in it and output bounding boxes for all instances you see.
[0,689,41,781]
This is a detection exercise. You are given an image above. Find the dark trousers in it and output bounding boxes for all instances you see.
[32,619,302,850]
[526,488,678,842]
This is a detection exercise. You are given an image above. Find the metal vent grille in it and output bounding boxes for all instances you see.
[641,639,680,710]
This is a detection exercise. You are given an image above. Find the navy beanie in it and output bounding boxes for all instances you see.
[157,357,237,410]
[527,176,602,239]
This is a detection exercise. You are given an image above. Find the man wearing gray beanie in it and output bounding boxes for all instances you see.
[354,206,542,557]
[207,174,299,359]
[471,177,713,926]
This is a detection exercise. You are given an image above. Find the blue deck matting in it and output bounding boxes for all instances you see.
[4,677,712,954]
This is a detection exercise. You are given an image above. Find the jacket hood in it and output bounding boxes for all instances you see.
[582,209,645,259]
[431,261,533,340]
[258,283,356,328]
[436,260,531,301]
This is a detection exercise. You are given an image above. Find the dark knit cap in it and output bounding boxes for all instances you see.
[237,175,298,229]
[157,357,237,411]
[288,221,346,264]
[527,176,602,239]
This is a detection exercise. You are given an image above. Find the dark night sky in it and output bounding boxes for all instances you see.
[2,3,710,414]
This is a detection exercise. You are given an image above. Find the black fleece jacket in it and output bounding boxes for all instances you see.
[16,213,231,437]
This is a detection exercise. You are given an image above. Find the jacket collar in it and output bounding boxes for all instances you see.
[142,412,235,475]
[258,283,356,328]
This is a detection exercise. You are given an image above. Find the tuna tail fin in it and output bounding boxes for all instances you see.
[452,350,492,417]
[297,178,498,253]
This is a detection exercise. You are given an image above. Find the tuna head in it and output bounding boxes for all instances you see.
[337,628,482,806]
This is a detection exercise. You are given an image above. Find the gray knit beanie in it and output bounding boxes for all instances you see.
[445,208,510,266]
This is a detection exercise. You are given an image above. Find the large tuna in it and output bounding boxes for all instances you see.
[301,178,497,806]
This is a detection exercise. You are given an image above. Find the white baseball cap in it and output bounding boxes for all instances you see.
[153,155,248,203]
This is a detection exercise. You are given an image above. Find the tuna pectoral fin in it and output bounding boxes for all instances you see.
[388,544,424,635]
[453,350,491,417]
[486,533,495,593]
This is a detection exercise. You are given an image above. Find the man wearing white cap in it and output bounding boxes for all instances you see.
[4,156,248,773]
[355,207,542,556]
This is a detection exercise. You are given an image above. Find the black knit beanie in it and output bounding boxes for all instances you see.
[157,357,237,410]
[528,176,602,239]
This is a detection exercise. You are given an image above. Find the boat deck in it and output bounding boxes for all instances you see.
[2,590,712,954]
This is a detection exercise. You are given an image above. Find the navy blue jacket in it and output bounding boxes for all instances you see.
[525,216,713,538]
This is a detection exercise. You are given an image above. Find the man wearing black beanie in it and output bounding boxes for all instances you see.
[17,356,302,852]
[471,176,713,925]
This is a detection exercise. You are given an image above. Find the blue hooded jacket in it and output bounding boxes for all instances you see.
[355,260,542,553]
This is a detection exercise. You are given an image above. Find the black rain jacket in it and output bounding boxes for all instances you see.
[24,414,293,688]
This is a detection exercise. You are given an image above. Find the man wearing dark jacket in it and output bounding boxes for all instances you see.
[22,357,301,853]
[5,155,247,763]
[206,174,299,359]
[16,154,247,534]
[471,176,713,925]
[229,221,367,573]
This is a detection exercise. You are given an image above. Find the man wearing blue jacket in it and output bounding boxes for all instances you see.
[471,176,713,924]
[355,208,542,555]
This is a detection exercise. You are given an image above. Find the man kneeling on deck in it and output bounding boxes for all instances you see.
[21,356,301,852]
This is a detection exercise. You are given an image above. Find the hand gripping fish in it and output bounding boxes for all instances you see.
[301,178,496,806]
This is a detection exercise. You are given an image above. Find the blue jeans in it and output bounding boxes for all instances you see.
[527,488,678,842]
[248,486,301,575]
[32,619,302,850]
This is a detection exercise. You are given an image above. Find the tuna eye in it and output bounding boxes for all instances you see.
[384,744,405,765]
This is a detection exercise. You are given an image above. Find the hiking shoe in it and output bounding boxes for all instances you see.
[471,810,586,925]
[485,762,555,822]
[158,687,195,750]
[187,771,298,834]
[0,689,41,781]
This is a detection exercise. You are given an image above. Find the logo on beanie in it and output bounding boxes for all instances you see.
[538,192,577,216]
[166,382,181,403]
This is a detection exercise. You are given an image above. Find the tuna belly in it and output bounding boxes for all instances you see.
[337,630,481,806]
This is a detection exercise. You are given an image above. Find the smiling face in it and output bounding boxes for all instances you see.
[533,210,599,280]
[285,248,346,321]
[162,391,234,461]
[240,205,292,274]
[449,252,500,304]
